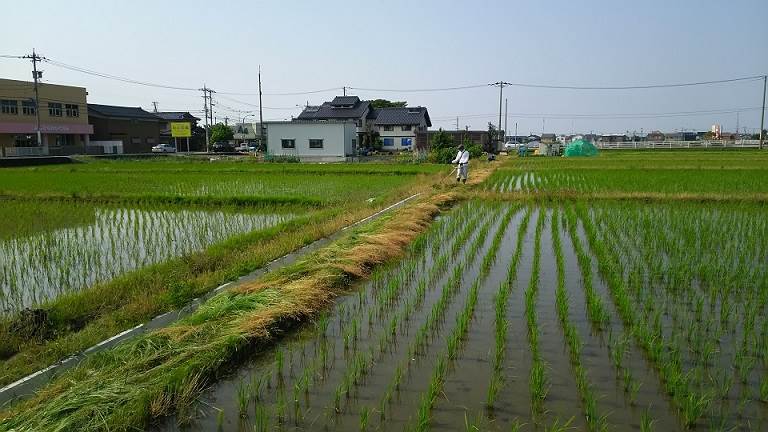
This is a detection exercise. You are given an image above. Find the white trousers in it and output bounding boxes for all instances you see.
[456,163,468,180]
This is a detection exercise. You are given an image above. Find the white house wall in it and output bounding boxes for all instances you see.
[266,122,354,160]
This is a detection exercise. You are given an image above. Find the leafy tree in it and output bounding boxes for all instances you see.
[430,128,454,150]
[369,99,408,109]
[486,123,501,154]
[210,123,234,143]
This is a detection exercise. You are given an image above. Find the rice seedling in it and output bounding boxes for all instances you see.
[237,379,250,418]
[253,404,269,432]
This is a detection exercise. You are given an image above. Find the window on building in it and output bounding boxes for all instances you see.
[146,137,156,144]
[65,104,79,117]
[1,100,18,115]
[281,139,296,149]
[356,120,362,127]
[401,125,412,131]
[14,135,35,147]
[383,125,393,131]
[55,134,75,146]
[351,138,357,147]
[401,138,412,146]
[383,138,394,146]
[309,139,324,149]
[131,137,141,144]
[21,100,36,115]
[48,102,62,117]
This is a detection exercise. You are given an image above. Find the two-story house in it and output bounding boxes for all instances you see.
[371,107,431,151]
[296,96,372,146]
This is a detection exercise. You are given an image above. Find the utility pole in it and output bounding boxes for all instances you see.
[151,101,159,113]
[489,81,511,149]
[504,98,508,142]
[456,116,459,132]
[201,85,213,152]
[760,75,766,150]
[23,49,44,148]
[343,86,346,97]
[258,66,265,151]
[224,117,229,126]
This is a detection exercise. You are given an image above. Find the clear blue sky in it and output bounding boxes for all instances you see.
[2,0,766,135]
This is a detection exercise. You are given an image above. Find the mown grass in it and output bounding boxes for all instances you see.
[0,192,456,431]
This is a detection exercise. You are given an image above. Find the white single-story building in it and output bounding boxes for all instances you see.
[265,120,356,162]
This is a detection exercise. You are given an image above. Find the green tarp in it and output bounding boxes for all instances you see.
[564,139,599,157]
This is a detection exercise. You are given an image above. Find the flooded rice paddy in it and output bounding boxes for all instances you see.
[157,200,768,431]
[0,201,293,315]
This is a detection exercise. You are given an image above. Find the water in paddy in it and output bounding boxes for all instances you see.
[154,201,767,432]
[0,201,293,315]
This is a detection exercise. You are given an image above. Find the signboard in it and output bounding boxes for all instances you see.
[171,122,191,138]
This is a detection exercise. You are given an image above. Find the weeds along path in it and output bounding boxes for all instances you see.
[0,192,458,432]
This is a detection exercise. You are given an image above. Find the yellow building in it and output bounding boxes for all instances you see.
[0,78,93,156]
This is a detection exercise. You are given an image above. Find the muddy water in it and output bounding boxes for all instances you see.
[536,210,587,429]
[428,209,522,427]
[574,219,682,431]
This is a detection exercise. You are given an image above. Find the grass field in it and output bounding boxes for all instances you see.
[1,151,767,431]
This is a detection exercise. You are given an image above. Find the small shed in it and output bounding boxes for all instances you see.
[265,120,356,162]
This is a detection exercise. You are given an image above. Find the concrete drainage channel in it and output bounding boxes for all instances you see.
[0,193,421,407]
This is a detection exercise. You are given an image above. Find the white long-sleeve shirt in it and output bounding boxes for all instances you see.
[451,150,470,164]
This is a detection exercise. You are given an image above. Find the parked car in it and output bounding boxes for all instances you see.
[235,143,257,153]
[212,142,235,153]
[151,143,176,153]
[503,141,516,151]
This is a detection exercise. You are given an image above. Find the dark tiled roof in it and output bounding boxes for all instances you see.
[330,96,360,106]
[155,111,200,121]
[296,96,370,121]
[373,107,431,127]
[88,104,161,121]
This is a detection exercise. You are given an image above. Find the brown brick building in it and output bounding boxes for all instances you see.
[88,104,163,153]
[0,78,93,156]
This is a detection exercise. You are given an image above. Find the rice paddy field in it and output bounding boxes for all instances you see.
[1,151,767,431]
[0,158,436,386]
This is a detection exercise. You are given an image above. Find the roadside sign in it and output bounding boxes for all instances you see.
[171,122,191,138]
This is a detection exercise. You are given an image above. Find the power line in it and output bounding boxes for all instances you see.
[499,75,764,90]
[347,84,489,93]
[430,106,765,121]
[43,58,199,91]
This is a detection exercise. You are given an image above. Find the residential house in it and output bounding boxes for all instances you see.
[0,78,93,156]
[265,120,356,161]
[296,96,372,146]
[645,131,665,142]
[541,133,557,144]
[229,122,261,145]
[88,104,163,153]
[371,107,431,151]
[599,134,628,143]
[296,96,431,152]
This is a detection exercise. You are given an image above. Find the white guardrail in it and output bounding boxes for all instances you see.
[597,140,763,150]
[2,146,47,157]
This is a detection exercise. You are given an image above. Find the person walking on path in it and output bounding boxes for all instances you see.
[451,144,470,184]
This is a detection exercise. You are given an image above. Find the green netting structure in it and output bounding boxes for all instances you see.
[564,139,599,157]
